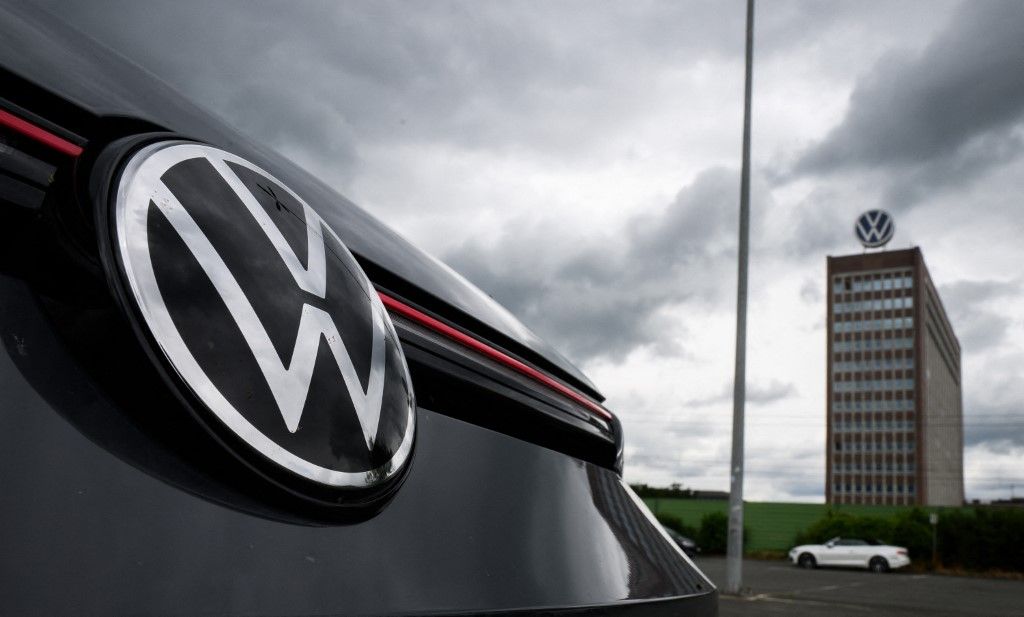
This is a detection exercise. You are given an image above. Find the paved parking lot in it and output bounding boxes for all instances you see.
[695,557,1024,616]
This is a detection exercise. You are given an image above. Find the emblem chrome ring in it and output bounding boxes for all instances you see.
[110,140,415,490]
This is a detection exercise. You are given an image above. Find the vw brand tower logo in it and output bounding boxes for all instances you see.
[110,141,414,490]
[854,209,895,249]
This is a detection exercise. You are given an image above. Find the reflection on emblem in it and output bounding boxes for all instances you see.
[855,210,894,248]
[112,141,414,489]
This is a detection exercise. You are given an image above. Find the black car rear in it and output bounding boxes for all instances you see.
[0,3,716,615]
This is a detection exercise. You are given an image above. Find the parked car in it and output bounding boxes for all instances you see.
[663,527,701,558]
[789,537,911,572]
[0,3,717,615]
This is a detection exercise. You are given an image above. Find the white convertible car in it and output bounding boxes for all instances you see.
[789,537,911,572]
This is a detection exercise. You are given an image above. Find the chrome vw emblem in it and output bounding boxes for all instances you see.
[111,141,414,489]
[855,209,895,248]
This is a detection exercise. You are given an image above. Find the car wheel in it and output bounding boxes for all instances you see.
[798,553,817,569]
[869,557,890,573]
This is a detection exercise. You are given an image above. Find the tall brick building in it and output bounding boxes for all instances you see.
[826,248,963,506]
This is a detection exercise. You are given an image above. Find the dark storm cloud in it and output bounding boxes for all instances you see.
[626,450,719,481]
[940,279,1021,353]
[627,439,822,495]
[680,387,731,408]
[40,0,949,190]
[746,443,824,498]
[748,380,798,404]
[799,278,821,303]
[782,187,858,257]
[445,167,745,362]
[941,279,1021,305]
[795,1,1024,208]
[964,401,1024,449]
[682,379,796,407]
[37,0,750,169]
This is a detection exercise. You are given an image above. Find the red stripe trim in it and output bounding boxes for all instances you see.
[379,292,612,421]
[0,109,83,157]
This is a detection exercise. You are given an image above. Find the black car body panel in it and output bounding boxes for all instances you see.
[0,2,716,615]
[0,274,713,614]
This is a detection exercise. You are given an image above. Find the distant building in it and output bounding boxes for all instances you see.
[826,247,964,506]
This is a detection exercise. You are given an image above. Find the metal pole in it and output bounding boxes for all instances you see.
[725,0,754,596]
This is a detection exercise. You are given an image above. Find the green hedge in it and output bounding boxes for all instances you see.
[937,508,1024,572]
[695,511,750,554]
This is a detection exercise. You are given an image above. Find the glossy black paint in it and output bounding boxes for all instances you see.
[0,272,713,616]
[665,528,702,559]
[0,2,718,614]
[0,1,600,399]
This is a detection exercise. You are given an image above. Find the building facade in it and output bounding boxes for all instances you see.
[826,248,964,506]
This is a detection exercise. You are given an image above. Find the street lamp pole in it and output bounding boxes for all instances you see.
[725,0,755,596]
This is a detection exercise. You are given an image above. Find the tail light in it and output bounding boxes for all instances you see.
[0,107,82,157]
[0,105,82,213]
[379,292,612,422]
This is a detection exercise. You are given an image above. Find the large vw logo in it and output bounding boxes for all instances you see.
[111,141,414,489]
[854,209,895,248]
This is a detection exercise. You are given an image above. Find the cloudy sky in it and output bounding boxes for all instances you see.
[44,0,1024,502]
